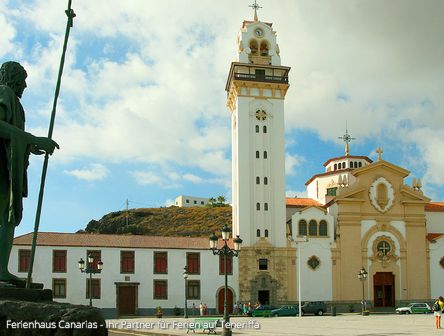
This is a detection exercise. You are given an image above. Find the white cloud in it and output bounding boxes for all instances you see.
[285,190,308,198]
[183,174,204,184]
[285,153,304,176]
[64,163,109,181]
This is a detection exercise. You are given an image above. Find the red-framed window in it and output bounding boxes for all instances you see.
[53,278,67,298]
[219,254,233,275]
[86,278,101,299]
[86,250,101,271]
[121,251,135,273]
[18,250,31,272]
[154,252,167,274]
[153,280,168,299]
[53,250,67,273]
[187,253,200,274]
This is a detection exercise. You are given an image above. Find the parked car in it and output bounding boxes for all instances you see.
[301,301,327,316]
[271,305,298,317]
[395,303,432,314]
[252,305,276,317]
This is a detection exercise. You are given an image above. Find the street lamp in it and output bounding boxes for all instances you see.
[289,235,308,317]
[78,253,103,307]
[357,267,368,314]
[209,225,242,336]
[183,265,189,318]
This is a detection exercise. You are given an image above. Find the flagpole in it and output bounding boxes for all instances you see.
[26,0,76,288]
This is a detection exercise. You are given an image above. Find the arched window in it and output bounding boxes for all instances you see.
[299,220,307,236]
[264,229,269,238]
[256,176,260,184]
[256,151,260,158]
[264,151,268,159]
[359,162,362,167]
[249,40,258,55]
[263,125,267,133]
[260,41,269,56]
[334,164,337,171]
[255,125,259,133]
[264,177,268,185]
[256,203,260,210]
[319,220,328,236]
[309,220,317,236]
[342,162,345,169]
[256,229,260,237]
[264,203,268,211]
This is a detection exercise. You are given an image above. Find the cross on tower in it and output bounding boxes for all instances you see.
[249,0,262,21]
[338,126,356,156]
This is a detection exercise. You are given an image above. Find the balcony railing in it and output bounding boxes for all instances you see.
[234,73,289,84]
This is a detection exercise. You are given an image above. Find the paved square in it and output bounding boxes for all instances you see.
[108,314,441,336]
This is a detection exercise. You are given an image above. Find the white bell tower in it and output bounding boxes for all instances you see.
[226,5,290,248]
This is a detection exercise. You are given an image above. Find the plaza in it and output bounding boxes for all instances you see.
[107,314,440,336]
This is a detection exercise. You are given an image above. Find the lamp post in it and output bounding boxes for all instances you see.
[289,235,308,317]
[78,254,103,307]
[183,265,189,318]
[209,225,242,336]
[357,267,368,314]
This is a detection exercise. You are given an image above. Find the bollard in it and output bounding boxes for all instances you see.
[331,306,336,316]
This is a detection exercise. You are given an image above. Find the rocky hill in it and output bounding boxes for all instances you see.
[83,206,232,237]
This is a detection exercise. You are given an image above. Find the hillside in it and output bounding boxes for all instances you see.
[83,206,232,237]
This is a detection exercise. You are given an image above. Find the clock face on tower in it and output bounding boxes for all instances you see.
[254,28,263,37]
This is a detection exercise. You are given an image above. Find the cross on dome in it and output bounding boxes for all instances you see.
[249,0,262,21]
[338,126,356,156]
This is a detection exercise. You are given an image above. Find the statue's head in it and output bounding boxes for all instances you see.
[0,61,27,98]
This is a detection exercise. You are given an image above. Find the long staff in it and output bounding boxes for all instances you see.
[26,0,76,288]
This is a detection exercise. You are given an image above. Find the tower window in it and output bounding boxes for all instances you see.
[342,162,345,169]
[264,177,268,185]
[264,229,269,238]
[263,125,267,133]
[258,259,268,270]
[257,229,260,237]
[264,203,268,211]
[298,220,307,236]
[263,151,268,159]
[255,69,265,81]
[256,151,260,158]
[260,41,269,56]
[256,176,260,184]
[255,125,259,133]
[256,203,260,210]
[249,40,258,55]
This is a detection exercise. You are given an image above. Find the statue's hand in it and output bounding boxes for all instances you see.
[33,136,60,155]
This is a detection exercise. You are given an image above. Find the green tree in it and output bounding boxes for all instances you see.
[217,196,226,205]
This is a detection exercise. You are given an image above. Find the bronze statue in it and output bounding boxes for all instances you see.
[0,61,59,285]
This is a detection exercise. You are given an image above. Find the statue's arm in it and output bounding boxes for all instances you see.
[0,104,59,155]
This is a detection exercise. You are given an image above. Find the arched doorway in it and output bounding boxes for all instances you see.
[217,287,234,314]
[373,272,395,307]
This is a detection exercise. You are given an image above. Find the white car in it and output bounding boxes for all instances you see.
[395,303,432,314]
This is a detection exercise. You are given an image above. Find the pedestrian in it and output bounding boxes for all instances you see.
[234,302,239,315]
[192,303,196,316]
[199,302,203,316]
[433,296,444,329]
[203,303,207,315]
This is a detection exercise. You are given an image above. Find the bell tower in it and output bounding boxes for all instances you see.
[226,3,294,304]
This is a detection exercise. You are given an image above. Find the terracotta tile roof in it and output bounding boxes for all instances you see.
[427,233,444,241]
[285,198,323,207]
[13,232,234,250]
[305,168,354,186]
[426,202,444,212]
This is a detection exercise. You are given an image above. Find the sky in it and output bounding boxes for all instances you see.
[1,0,444,236]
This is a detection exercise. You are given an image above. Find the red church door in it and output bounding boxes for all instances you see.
[217,288,233,314]
[373,272,395,307]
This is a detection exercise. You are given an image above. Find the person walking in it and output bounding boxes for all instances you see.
[433,296,444,329]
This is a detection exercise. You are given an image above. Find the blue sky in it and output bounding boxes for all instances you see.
[1,0,443,236]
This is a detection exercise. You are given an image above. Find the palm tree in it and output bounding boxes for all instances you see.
[208,197,216,206]
[217,196,226,205]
